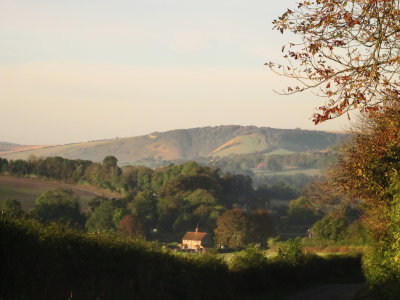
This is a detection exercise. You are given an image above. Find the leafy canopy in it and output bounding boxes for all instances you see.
[268,0,400,123]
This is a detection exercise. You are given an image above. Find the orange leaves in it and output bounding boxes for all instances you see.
[269,0,400,124]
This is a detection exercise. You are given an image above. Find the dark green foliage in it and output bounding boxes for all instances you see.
[0,157,259,237]
[86,199,129,233]
[254,173,316,193]
[288,196,321,225]
[0,217,233,300]
[214,209,253,249]
[0,198,24,218]
[230,244,268,271]
[256,183,299,201]
[214,209,275,249]
[344,220,369,245]
[0,217,363,300]
[88,196,107,212]
[31,189,85,228]
[130,191,158,228]
[277,238,304,266]
[311,214,347,242]
[361,184,400,299]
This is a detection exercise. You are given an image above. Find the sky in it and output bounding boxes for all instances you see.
[1,0,352,145]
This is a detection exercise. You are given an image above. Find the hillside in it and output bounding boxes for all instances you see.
[1,126,346,165]
[0,176,120,210]
[0,142,51,154]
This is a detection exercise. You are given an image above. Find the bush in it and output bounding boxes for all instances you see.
[230,244,268,271]
[276,238,304,266]
[311,214,346,242]
[0,199,24,218]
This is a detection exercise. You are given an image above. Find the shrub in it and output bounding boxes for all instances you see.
[276,238,304,266]
[311,214,346,242]
[230,244,268,271]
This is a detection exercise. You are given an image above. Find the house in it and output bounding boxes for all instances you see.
[180,228,211,252]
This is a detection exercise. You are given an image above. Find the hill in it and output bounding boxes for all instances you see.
[0,142,51,155]
[0,176,120,210]
[0,126,346,165]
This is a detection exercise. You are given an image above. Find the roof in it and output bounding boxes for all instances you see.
[182,231,207,241]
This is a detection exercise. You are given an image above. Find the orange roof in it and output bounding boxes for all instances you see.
[182,231,207,241]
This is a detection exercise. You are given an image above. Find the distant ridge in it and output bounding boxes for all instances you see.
[0,142,52,155]
[1,125,346,165]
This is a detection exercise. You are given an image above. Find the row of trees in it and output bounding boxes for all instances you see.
[1,188,276,248]
[202,151,337,176]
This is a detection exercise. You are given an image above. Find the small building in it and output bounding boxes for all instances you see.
[181,228,211,252]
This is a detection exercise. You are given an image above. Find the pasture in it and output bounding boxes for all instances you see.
[0,175,119,210]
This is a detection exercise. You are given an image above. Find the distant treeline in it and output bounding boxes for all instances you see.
[0,217,363,300]
[146,150,337,174]
[0,156,271,238]
[0,156,252,198]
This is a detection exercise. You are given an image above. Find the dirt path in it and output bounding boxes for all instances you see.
[283,283,365,300]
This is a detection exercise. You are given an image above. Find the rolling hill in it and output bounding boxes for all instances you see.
[0,125,346,165]
[0,175,120,210]
[0,142,51,155]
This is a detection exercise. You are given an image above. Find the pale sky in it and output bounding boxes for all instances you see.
[1,0,351,145]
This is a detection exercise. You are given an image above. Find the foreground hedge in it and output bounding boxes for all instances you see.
[0,217,363,299]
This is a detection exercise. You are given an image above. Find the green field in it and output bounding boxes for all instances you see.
[212,135,270,157]
[253,168,321,177]
[264,148,295,156]
[0,176,119,211]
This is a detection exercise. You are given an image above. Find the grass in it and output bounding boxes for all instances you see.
[264,149,295,156]
[253,168,321,177]
[212,135,269,157]
[0,175,119,210]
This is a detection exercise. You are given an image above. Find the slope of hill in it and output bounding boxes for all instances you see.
[211,134,270,156]
[0,142,51,155]
[0,175,120,210]
[1,126,346,165]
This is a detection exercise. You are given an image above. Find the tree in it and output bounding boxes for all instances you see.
[214,209,275,249]
[311,104,400,297]
[288,196,321,225]
[311,213,347,242]
[32,189,84,227]
[118,214,147,239]
[320,105,400,239]
[88,196,107,212]
[215,209,252,249]
[130,191,158,228]
[85,199,129,233]
[269,2,400,295]
[268,0,400,123]
[0,199,24,218]
[250,209,275,247]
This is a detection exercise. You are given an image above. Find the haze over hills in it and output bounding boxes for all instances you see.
[0,142,51,154]
[0,125,346,166]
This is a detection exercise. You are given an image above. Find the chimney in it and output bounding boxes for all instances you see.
[195,224,198,234]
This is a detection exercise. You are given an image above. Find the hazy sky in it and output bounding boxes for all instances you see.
[1,0,351,145]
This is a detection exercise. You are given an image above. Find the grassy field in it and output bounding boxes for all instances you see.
[264,148,295,156]
[0,175,120,211]
[253,168,321,177]
[212,134,270,157]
